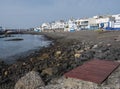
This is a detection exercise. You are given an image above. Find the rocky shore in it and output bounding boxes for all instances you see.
[0,30,120,89]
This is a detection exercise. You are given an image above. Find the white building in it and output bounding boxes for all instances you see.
[112,14,120,30]
[41,23,51,30]
[34,14,120,32]
[51,20,65,29]
[88,18,99,30]
[77,18,89,30]
[76,15,116,30]
[66,19,78,32]
[95,15,115,30]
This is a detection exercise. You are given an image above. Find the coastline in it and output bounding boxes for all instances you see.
[0,30,120,89]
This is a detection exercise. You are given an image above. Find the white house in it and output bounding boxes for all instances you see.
[76,15,115,30]
[66,19,78,32]
[41,23,51,30]
[78,18,89,30]
[87,18,99,30]
[95,15,115,30]
[112,14,120,30]
[51,20,65,29]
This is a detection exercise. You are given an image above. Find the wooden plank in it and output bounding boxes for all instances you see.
[64,59,120,84]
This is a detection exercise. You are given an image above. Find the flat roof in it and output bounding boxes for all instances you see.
[64,59,120,84]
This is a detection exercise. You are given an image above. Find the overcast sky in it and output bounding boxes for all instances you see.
[0,0,120,29]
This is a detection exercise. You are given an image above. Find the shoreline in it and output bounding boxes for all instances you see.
[0,30,120,89]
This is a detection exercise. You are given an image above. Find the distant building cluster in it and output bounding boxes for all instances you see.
[1,14,120,33]
[34,14,120,32]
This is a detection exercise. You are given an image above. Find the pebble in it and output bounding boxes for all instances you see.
[107,43,111,47]
[74,53,81,58]
[92,44,98,49]
[4,71,8,76]
[42,68,53,76]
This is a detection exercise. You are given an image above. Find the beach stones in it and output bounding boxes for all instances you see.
[92,44,98,49]
[4,71,8,76]
[41,53,49,59]
[41,68,53,76]
[107,43,111,47]
[74,53,81,58]
[84,46,90,51]
[14,71,45,89]
[55,51,61,57]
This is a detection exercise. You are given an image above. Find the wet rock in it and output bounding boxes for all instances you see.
[5,38,23,41]
[41,53,49,59]
[80,51,95,61]
[14,71,45,89]
[41,68,53,76]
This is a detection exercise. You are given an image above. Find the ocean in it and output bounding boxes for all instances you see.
[0,34,51,63]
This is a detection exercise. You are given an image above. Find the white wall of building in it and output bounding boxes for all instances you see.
[51,21,65,29]
[41,23,51,30]
[95,17,115,29]
[112,14,120,28]
[78,19,89,30]
[67,19,78,31]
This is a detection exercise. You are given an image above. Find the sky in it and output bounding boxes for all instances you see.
[0,0,120,29]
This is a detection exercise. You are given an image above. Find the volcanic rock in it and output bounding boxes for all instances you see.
[14,71,45,89]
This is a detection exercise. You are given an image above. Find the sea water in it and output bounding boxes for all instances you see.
[0,34,51,63]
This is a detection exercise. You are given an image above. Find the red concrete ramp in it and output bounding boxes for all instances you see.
[64,59,120,84]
